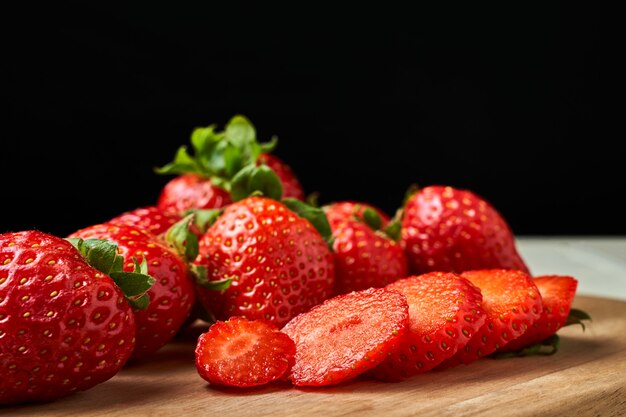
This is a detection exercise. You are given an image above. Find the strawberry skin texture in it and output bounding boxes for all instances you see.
[157,173,232,215]
[108,205,183,238]
[330,219,408,294]
[194,197,335,327]
[323,201,391,227]
[401,185,529,275]
[195,316,296,387]
[499,275,578,352]
[282,287,409,386]
[0,231,136,405]
[371,272,485,381]
[68,224,195,359]
[441,269,542,367]
[258,153,305,201]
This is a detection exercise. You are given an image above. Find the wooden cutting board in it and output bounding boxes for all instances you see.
[4,295,626,417]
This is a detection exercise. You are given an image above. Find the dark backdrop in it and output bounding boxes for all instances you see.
[5,3,623,237]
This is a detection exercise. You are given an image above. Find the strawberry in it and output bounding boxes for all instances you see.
[195,316,296,387]
[157,174,232,215]
[440,269,542,368]
[496,275,589,355]
[68,223,196,359]
[370,272,485,381]
[108,205,184,238]
[323,201,407,294]
[155,115,304,215]
[323,200,391,227]
[193,196,335,327]
[282,287,409,386]
[400,185,530,275]
[258,153,305,201]
[0,230,152,405]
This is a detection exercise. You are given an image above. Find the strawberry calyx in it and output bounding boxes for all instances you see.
[565,308,592,330]
[163,213,232,294]
[67,237,155,310]
[282,197,334,248]
[154,114,279,195]
[491,307,591,358]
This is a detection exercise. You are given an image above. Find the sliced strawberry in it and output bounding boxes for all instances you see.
[194,317,295,387]
[371,272,485,381]
[282,287,409,386]
[440,269,542,368]
[497,275,582,354]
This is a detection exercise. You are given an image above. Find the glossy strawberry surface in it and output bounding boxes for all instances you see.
[68,223,195,359]
[401,185,530,275]
[0,231,136,405]
[194,197,335,327]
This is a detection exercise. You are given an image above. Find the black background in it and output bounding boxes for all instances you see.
[5,3,623,237]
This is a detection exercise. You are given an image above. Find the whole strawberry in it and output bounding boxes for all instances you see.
[401,185,529,275]
[108,205,184,238]
[68,223,196,359]
[0,231,150,405]
[156,115,305,215]
[194,196,335,327]
[323,201,407,294]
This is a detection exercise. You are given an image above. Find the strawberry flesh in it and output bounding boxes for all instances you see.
[371,272,485,381]
[441,269,542,367]
[195,317,296,387]
[498,275,578,352]
[281,287,409,386]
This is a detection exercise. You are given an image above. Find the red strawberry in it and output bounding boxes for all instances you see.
[323,201,407,294]
[282,287,409,386]
[370,272,485,381]
[0,231,145,405]
[497,275,585,354]
[401,185,530,275]
[155,115,304,215]
[440,269,542,368]
[108,205,184,238]
[157,174,232,215]
[68,223,196,359]
[195,317,296,387]
[258,153,305,201]
[323,200,391,227]
[194,196,335,327]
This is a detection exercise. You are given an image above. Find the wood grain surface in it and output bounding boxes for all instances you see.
[4,295,626,417]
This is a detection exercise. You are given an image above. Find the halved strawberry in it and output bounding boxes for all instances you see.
[194,317,295,387]
[371,272,485,381]
[440,269,542,368]
[496,275,588,355]
[281,287,409,386]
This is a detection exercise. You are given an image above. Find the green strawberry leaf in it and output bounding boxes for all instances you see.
[109,271,155,297]
[186,208,223,234]
[67,238,117,274]
[165,213,199,262]
[231,164,283,202]
[129,293,151,310]
[361,207,382,231]
[491,334,561,359]
[282,197,333,246]
[192,263,232,291]
[383,219,402,242]
[564,308,592,331]
[67,238,156,311]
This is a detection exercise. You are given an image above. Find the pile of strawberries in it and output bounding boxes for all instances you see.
[0,115,589,404]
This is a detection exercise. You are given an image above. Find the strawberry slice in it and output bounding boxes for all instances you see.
[371,272,486,381]
[440,269,542,368]
[497,275,588,355]
[194,317,296,388]
[281,287,409,386]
